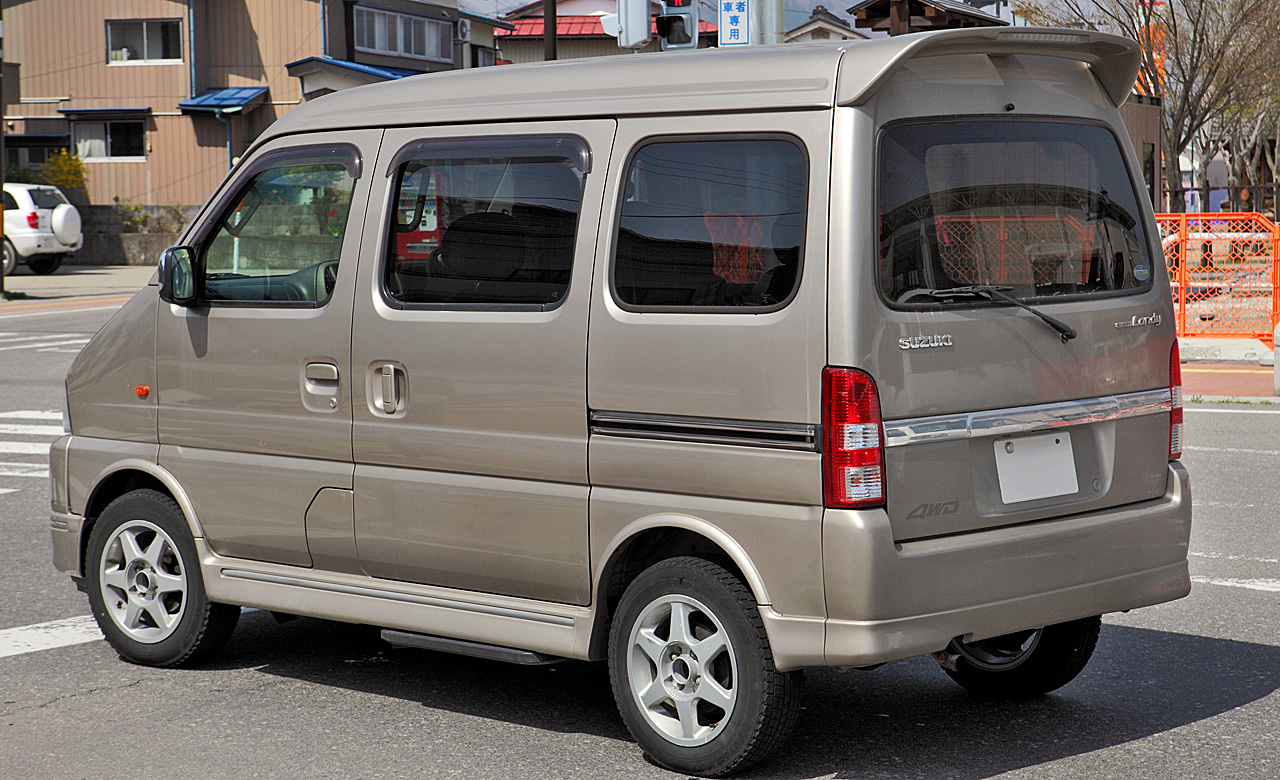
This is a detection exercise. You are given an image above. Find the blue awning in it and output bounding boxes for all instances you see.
[285,56,423,81]
[178,87,270,116]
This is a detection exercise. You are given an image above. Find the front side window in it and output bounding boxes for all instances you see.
[613,137,807,310]
[879,120,1153,305]
[107,19,182,63]
[384,138,585,307]
[200,157,356,305]
[73,121,145,160]
[354,7,451,61]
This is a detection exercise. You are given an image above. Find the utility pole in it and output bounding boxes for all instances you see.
[544,0,557,60]
[1,5,9,299]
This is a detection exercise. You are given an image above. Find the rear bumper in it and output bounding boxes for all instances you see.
[817,461,1192,668]
[9,230,82,257]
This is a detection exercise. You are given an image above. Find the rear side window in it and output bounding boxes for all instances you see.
[383,137,586,308]
[29,188,68,209]
[613,137,807,310]
[2,192,18,211]
[878,120,1153,305]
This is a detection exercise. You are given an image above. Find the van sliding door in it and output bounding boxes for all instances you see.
[350,120,615,606]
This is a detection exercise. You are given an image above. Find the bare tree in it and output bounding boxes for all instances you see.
[1015,0,1280,212]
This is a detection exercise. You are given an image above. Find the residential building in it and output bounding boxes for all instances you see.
[2,0,508,206]
[495,0,715,64]
[784,5,865,42]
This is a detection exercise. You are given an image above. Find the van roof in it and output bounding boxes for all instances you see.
[260,27,1139,142]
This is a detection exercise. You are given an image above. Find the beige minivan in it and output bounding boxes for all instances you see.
[52,28,1191,776]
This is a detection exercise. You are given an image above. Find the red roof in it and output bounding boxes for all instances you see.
[496,15,715,38]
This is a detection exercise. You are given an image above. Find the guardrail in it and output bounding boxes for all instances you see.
[1155,212,1280,348]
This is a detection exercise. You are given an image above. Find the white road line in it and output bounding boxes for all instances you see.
[0,410,61,420]
[1191,551,1280,565]
[1184,407,1280,415]
[0,333,74,343]
[1183,446,1280,456]
[1192,576,1280,593]
[0,442,50,455]
[0,488,18,495]
[0,465,50,478]
[0,615,102,659]
[0,423,65,437]
[0,338,90,352]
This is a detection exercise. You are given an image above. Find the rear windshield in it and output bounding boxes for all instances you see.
[29,188,69,210]
[878,120,1152,305]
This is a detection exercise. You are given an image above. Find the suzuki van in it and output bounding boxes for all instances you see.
[52,27,1191,776]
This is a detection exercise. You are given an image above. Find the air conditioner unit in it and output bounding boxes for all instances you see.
[456,18,472,43]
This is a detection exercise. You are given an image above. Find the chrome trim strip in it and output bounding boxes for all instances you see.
[883,388,1172,448]
[221,569,576,627]
[589,411,820,452]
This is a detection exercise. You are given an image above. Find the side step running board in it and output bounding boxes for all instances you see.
[381,629,565,666]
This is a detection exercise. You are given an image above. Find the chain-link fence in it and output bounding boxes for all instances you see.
[1156,212,1280,347]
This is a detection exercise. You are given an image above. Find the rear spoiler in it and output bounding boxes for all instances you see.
[836,27,1141,108]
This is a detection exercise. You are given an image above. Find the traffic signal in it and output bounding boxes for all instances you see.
[603,0,653,49]
[657,0,699,50]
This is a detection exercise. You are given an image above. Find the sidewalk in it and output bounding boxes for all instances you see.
[1182,362,1275,400]
[0,264,156,301]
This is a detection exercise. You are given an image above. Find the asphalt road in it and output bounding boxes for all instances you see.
[1,300,1277,780]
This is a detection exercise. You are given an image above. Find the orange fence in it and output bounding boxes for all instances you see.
[1155,212,1280,348]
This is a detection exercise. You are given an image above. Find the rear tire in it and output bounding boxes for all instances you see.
[608,557,802,776]
[86,489,239,667]
[27,254,63,275]
[933,616,1101,699]
[2,240,16,277]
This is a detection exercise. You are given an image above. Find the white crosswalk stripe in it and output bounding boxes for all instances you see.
[0,331,91,353]
[0,410,62,481]
[0,411,61,420]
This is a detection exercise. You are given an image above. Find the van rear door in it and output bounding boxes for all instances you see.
[863,118,1175,541]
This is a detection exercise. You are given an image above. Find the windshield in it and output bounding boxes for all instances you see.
[878,120,1152,305]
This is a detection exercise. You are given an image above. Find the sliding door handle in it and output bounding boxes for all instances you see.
[370,361,407,416]
[380,363,398,414]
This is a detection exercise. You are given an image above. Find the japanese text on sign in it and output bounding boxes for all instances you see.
[719,0,749,45]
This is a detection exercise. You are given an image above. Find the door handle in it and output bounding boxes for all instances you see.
[303,362,340,394]
[380,363,397,414]
[372,362,406,415]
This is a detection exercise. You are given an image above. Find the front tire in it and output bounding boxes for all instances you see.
[608,557,802,776]
[86,489,239,667]
[933,616,1101,699]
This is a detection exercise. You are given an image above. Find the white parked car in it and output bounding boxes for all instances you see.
[2,182,83,276]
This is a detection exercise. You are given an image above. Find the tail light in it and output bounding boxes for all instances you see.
[26,212,39,229]
[1169,341,1183,460]
[822,367,886,509]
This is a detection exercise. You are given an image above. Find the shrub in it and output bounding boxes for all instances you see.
[40,150,89,197]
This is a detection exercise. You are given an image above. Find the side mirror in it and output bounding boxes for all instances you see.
[158,246,199,305]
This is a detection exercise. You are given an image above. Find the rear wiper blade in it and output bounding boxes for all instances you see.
[932,285,1078,343]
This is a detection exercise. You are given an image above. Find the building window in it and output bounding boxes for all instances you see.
[472,46,497,68]
[354,6,452,62]
[73,121,146,161]
[107,19,182,63]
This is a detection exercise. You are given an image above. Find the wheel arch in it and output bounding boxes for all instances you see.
[586,515,772,661]
[80,461,206,576]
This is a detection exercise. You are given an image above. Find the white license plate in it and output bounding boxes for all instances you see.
[994,431,1078,504]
